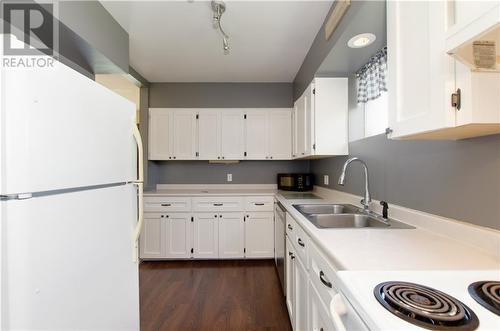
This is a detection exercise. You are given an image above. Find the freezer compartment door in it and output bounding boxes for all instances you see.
[1,184,139,331]
[0,60,136,195]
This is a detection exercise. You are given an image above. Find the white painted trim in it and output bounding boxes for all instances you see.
[156,184,277,191]
[313,186,500,258]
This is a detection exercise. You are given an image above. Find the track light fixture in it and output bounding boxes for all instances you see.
[211,1,230,55]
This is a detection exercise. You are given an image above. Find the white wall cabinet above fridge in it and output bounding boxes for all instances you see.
[148,108,292,160]
[387,1,500,140]
[292,77,349,159]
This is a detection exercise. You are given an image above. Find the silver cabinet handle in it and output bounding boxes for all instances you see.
[297,238,305,247]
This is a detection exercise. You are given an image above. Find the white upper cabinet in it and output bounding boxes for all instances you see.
[245,109,292,160]
[220,111,245,160]
[198,110,221,160]
[268,110,292,159]
[387,1,500,140]
[172,111,197,160]
[446,1,500,71]
[245,110,269,159]
[148,109,173,160]
[149,108,292,160]
[293,77,348,158]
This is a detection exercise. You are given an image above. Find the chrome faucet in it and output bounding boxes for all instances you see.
[338,157,372,211]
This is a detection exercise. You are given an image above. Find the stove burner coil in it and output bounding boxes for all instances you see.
[468,281,500,316]
[374,281,479,330]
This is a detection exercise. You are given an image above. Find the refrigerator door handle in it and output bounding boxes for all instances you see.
[132,121,144,183]
[131,120,144,262]
[132,182,143,262]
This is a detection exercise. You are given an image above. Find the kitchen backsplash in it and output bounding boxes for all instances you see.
[310,133,500,230]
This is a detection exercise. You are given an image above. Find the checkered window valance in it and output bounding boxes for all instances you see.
[356,47,387,103]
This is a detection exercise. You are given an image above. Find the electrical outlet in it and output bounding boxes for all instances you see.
[324,175,329,185]
[227,173,232,182]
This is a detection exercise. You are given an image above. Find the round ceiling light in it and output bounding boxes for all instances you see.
[347,33,376,48]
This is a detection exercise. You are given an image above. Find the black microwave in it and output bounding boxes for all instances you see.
[277,173,314,191]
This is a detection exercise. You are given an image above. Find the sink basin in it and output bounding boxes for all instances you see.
[293,203,414,229]
[293,204,360,215]
[308,214,390,228]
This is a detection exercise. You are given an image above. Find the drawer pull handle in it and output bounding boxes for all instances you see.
[161,203,171,207]
[287,224,293,230]
[213,203,223,206]
[297,238,305,247]
[319,271,332,288]
[254,203,265,206]
[288,252,295,260]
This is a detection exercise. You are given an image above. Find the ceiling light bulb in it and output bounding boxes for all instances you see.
[348,33,376,49]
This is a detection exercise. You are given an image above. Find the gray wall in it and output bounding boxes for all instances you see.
[149,160,310,185]
[147,83,298,189]
[149,83,293,108]
[310,134,500,230]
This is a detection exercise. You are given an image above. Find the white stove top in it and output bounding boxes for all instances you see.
[338,270,500,331]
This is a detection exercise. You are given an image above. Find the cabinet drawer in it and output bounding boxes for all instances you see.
[291,221,309,267]
[144,196,191,212]
[244,196,275,211]
[309,241,339,307]
[192,197,243,212]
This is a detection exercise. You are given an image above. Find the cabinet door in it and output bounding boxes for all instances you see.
[303,84,314,156]
[296,94,306,157]
[148,109,172,160]
[294,255,309,331]
[292,105,299,158]
[245,110,269,159]
[164,213,192,259]
[198,110,220,160]
[220,111,245,160]
[172,110,197,160]
[193,213,219,258]
[245,212,274,258]
[387,1,455,138]
[309,282,335,331]
[140,214,164,258]
[218,212,245,258]
[285,237,295,326]
[268,110,292,160]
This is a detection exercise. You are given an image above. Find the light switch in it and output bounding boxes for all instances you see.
[227,173,233,182]
[324,175,329,185]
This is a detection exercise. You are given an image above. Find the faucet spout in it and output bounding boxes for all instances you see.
[338,157,372,210]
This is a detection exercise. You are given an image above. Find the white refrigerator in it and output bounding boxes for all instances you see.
[0,49,143,329]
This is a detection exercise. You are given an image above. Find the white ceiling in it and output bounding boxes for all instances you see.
[101,1,333,82]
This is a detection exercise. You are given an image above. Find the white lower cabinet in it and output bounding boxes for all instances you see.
[285,237,295,325]
[140,213,192,259]
[245,212,274,258]
[218,212,245,258]
[309,281,335,331]
[164,213,192,258]
[141,195,275,260]
[294,252,309,330]
[193,213,219,259]
[140,214,164,259]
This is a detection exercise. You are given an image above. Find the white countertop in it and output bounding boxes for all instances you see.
[144,188,277,196]
[275,194,500,271]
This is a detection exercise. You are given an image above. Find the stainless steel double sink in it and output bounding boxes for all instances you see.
[293,204,414,229]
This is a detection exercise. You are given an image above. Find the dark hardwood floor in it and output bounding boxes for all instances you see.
[139,259,292,331]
